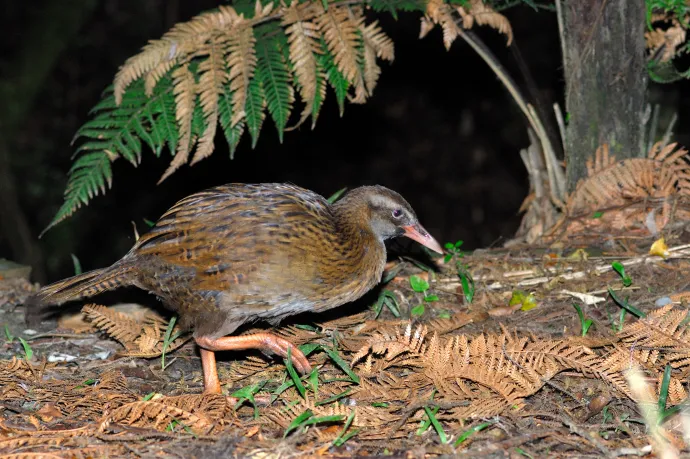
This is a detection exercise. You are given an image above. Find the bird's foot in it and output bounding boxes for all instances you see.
[195,333,312,383]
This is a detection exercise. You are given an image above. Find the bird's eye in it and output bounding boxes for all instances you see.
[392,209,403,219]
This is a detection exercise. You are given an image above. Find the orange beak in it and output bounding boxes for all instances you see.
[402,224,443,254]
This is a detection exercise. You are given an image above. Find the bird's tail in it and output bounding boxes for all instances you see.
[24,262,135,327]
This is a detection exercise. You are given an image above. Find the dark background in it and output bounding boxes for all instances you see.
[1,1,583,283]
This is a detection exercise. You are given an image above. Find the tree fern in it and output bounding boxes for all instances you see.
[47,0,514,232]
[256,23,294,141]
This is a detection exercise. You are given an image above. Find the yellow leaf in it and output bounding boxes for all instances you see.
[649,237,669,259]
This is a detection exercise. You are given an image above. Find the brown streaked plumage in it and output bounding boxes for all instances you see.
[26,183,442,393]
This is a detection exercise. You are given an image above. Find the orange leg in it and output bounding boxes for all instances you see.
[195,333,312,393]
[199,347,222,394]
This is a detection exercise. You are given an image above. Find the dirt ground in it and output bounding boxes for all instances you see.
[2,230,690,458]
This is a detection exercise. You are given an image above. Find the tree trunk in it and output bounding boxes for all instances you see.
[561,0,647,192]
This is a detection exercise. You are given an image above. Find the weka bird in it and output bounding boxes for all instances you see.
[27,183,442,393]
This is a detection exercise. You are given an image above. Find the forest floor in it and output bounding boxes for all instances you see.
[2,230,690,458]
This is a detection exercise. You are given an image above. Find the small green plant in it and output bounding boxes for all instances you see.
[572,303,593,336]
[327,187,348,204]
[332,409,359,447]
[285,347,307,398]
[423,406,448,443]
[658,364,681,423]
[70,254,83,275]
[4,325,14,343]
[437,310,451,319]
[73,378,97,389]
[161,315,182,370]
[457,264,475,304]
[18,337,33,360]
[608,288,646,318]
[611,262,632,287]
[443,240,474,303]
[409,275,438,318]
[373,290,401,318]
[284,409,345,437]
[231,380,267,419]
[453,421,494,447]
[443,240,465,263]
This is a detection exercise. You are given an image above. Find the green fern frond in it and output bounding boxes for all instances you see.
[318,38,351,116]
[219,85,246,158]
[256,24,295,142]
[245,72,267,148]
[41,152,113,237]
[48,0,443,230]
[43,80,178,234]
[366,0,426,18]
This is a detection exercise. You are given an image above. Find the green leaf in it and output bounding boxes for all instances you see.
[218,84,245,158]
[18,337,33,360]
[256,25,293,142]
[319,39,350,116]
[458,265,475,304]
[411,304,425,317]
[284,409,313,437]
[4,325,14,343]
[658,364,671,413]
[245,74,266,148]
[572,303,593,337]
[70,254,83,275]
[611,262,632,287]
[437,310,451,319]
[608,288,646,318]
[424,406,447,443]
[454,421,494,447]
[591,211,604,219]
[409,275,429,293]
[161,315,179,370]
[367,0,426,17]
[285,347,306,398]
[298,342,321,356]
[73,378,97,389]
[424,294,439,303]
[332,409,358,447]
[232,380,267,419]
[373,290,400,318]
[323,346,360,384]
[327,187,348,203]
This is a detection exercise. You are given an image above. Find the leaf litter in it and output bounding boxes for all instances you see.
[7,166,690,456]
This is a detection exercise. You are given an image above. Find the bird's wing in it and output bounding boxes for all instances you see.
[130,183,336,294]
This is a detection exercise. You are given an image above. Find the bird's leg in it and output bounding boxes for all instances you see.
[199,347,222,394]
[195,333,312,380]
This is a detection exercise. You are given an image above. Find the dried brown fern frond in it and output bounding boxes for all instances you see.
[457,0,513,45]
[82,304,142,348]
[423,0,512,50]
[158,393,232,421]
[82,304,190,357]
[263,398,393,431]
[616,304,690,371]
[351,323,427,367]
[316,5,367,102]
[645,17,687,63]
[567,142,690,214]
[100,400,214,434]
[282,1,324,126]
